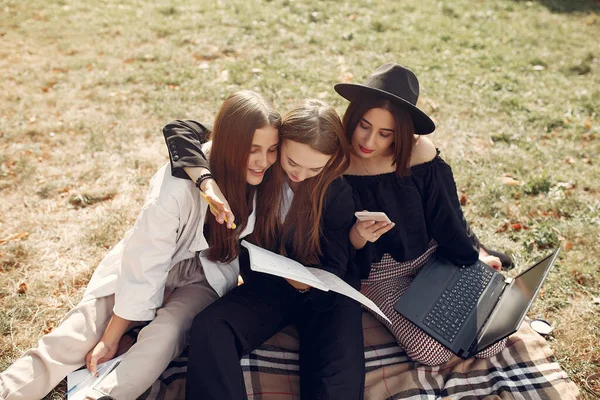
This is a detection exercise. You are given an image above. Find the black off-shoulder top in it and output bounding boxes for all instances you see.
[345,153,480,279]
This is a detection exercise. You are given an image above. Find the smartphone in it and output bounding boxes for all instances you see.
[354,211,392,223]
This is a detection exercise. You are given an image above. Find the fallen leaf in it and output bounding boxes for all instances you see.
[427,99,439,112]
[192,52,219,62]
[511,223,523,231]
[0,231,30,245]
[557,182,575,190]
[43,321,56,334]
[496,221,509,233]
[338,71,353,83]
[459,194,468,206]
[17,282,28,294]
[499,176,521,186]
[564,241,573,251]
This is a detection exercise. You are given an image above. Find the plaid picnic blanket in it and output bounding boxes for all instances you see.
[139,311,579,400]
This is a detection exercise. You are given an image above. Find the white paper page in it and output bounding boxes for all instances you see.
[307,268,391,324]
[67,355,124,400]
[241,241,330,292]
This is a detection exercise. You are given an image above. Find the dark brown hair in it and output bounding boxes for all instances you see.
[342,95,416,176]
[207,90,281,263]
[276,99,350,265]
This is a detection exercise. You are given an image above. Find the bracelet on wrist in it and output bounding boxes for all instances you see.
[195,173,215,190]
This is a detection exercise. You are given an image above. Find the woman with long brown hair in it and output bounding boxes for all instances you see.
[163,99,365,399]
[0,90,281,400]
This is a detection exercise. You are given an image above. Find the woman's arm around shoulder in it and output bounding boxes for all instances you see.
[410,136,438,167]
[163,120,211,179]
[163,120,235,228]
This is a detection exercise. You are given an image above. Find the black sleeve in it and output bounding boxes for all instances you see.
[162,120,211,180]
[313,178,356,280]
[354,242,375,280]
[465,221,482,250]
[350,190,376,279]
[419,157,479,266]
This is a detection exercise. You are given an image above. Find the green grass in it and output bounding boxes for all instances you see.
[1,0,599,398]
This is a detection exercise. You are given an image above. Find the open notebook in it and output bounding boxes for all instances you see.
[66,354,125,400]
[241,241,390,323]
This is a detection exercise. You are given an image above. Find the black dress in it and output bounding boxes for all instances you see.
[344,154,506,365]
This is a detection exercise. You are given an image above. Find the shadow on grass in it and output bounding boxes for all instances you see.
[513,0,600,13]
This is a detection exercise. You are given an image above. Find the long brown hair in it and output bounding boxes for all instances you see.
[277,99,350,265]
[342,95,416,176]
[207,90,281,263]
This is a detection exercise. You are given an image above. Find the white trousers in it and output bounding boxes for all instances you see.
[0,258,218,400]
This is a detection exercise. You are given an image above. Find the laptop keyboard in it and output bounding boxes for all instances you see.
[423,263,495,343]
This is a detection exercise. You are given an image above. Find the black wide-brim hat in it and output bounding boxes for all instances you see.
[335,63,436,134]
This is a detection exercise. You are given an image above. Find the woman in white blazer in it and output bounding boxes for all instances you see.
[0,90,281,400]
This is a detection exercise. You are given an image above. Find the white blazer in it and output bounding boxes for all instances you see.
[82,156,255,321]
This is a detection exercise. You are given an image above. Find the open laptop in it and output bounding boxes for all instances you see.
[394,248,560,359]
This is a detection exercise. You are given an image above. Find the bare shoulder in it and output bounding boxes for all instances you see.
[409,136,437,167]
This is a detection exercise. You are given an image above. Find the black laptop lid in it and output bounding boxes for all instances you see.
[477,248,560,351]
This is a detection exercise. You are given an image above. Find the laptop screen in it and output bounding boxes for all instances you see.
[477,249,560,350]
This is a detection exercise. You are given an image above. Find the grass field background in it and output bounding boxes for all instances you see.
[1,0,599,398]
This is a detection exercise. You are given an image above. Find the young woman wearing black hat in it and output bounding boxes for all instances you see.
[336,63,508,366]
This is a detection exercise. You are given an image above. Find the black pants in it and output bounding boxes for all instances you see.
[185,275,365,400]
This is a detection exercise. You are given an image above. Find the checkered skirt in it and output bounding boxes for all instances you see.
[360,242,505,365]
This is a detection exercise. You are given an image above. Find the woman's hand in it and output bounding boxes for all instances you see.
[86,339,118,376]
[202,179,236,229]
[183,166,236,229]
[479,247,502,271]
[356,219,395,242]
[350,216,395,250]
[286,278,311,292]
[85,314,133,375]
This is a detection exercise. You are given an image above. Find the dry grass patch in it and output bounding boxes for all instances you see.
[1,0,599,397]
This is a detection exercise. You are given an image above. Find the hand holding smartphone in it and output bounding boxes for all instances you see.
[354,211,392,223]
[351,211,395,247]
